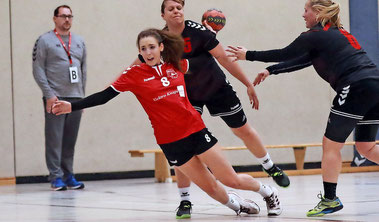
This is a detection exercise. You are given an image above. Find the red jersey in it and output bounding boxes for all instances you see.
[111,60,205,144]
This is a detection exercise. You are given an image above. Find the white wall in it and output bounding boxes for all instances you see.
[0,0,15,178]
[2,0,352,177]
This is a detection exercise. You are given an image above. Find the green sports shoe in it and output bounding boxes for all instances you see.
[264,165,290,188]
[307,193,343,217]
[176,200,192,219]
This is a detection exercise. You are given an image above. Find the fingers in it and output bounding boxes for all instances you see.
[51,103,60,115]
[53,110,61,115]
[46,101,53,113]
[46,97,58,113]
[227,45,245,52]
[253,97,259,110]
[203,20,217,34]
[227,45,238,51]
[225,49,236,55]
[246,84,259,110]
[225,48,238,56]
[51,101,66,115]
[226,52,238,60]
[253,71,269,86]
[226,46,241,62]
[249,95,259,110]
[253,76,262,86]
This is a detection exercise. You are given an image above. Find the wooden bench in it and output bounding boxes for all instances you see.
[129,141,379,182]
[0,177,16,186]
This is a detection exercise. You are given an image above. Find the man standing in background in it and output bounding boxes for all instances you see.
[33,5,86,191]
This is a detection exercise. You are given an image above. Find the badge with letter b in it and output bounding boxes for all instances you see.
[69,66,79,83]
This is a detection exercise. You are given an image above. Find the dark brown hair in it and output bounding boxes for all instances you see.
[137,28,184,71]
[54,5,72,16]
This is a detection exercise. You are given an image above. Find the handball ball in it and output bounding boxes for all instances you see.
[201,8,226,32]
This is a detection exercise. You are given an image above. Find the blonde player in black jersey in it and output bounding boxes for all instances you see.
[227,0,379,217]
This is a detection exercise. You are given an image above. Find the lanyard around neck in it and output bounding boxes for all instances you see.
[54,29,72,65]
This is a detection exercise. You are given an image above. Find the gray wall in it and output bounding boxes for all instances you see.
[1,0,351,178]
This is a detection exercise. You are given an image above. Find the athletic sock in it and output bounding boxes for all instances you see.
[256,182,273,197]
[225,194,240,211]
[257,153,274,170]
[178,187,190,201]
[323,181,337,200]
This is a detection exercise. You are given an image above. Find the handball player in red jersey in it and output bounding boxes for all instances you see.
[52,28,282,218]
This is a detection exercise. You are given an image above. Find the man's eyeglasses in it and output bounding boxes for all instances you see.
[56,15,74,19]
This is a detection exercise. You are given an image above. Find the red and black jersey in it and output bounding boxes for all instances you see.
[247,23,379,91]
[111,60,205,144]
[181,20,228,101]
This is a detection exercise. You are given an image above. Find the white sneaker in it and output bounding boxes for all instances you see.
[228,191,260,215]
[263,186,282,216]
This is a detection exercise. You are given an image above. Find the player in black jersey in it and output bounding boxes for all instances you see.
[159,0,288,218]
[227,0,379,217]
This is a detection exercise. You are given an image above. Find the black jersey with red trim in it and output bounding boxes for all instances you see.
[246,23,379,91]
[181,20,227,101]
[111,60,205,144]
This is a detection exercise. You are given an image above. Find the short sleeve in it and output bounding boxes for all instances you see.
[180,59,189,73]
[111,67,136,92]
[185,20,219,51]
[203,33,219,51]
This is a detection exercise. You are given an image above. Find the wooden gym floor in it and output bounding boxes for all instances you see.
[0,172,378,222]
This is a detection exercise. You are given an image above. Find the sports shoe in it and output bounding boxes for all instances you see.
[176,200,192,219]
[64,174,85,190]
[263,186,282,216]
[307,193,343,217]
[228,191,260,215]
[51,178,67,191]
[264,165,290,188]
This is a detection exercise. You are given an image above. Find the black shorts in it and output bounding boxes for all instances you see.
[325,79,379,142]
[159,128,218,166]
[190,82,247,128]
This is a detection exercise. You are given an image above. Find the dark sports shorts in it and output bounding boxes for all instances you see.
[325,78,379,142]
[190,82,247,128]
[159,128,218,166]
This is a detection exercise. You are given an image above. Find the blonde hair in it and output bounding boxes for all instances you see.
[310,0,342,28]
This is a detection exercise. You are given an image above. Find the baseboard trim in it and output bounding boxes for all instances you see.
[16,170,154,184]
[13,161,378,184]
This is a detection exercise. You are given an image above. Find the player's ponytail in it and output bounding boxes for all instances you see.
[310,0,342,28]
[137,29,184,71]
[158,30,184,71]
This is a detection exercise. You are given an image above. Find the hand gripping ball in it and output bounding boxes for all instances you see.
[201,8,226,32]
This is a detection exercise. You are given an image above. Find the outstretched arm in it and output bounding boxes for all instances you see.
[253,54,313,86]
[227,34,310,63]
[225,46,248,62]
[266,53,312,75]
[52,87,119,115]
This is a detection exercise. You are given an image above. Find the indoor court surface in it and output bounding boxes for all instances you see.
[0,172,378,222]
